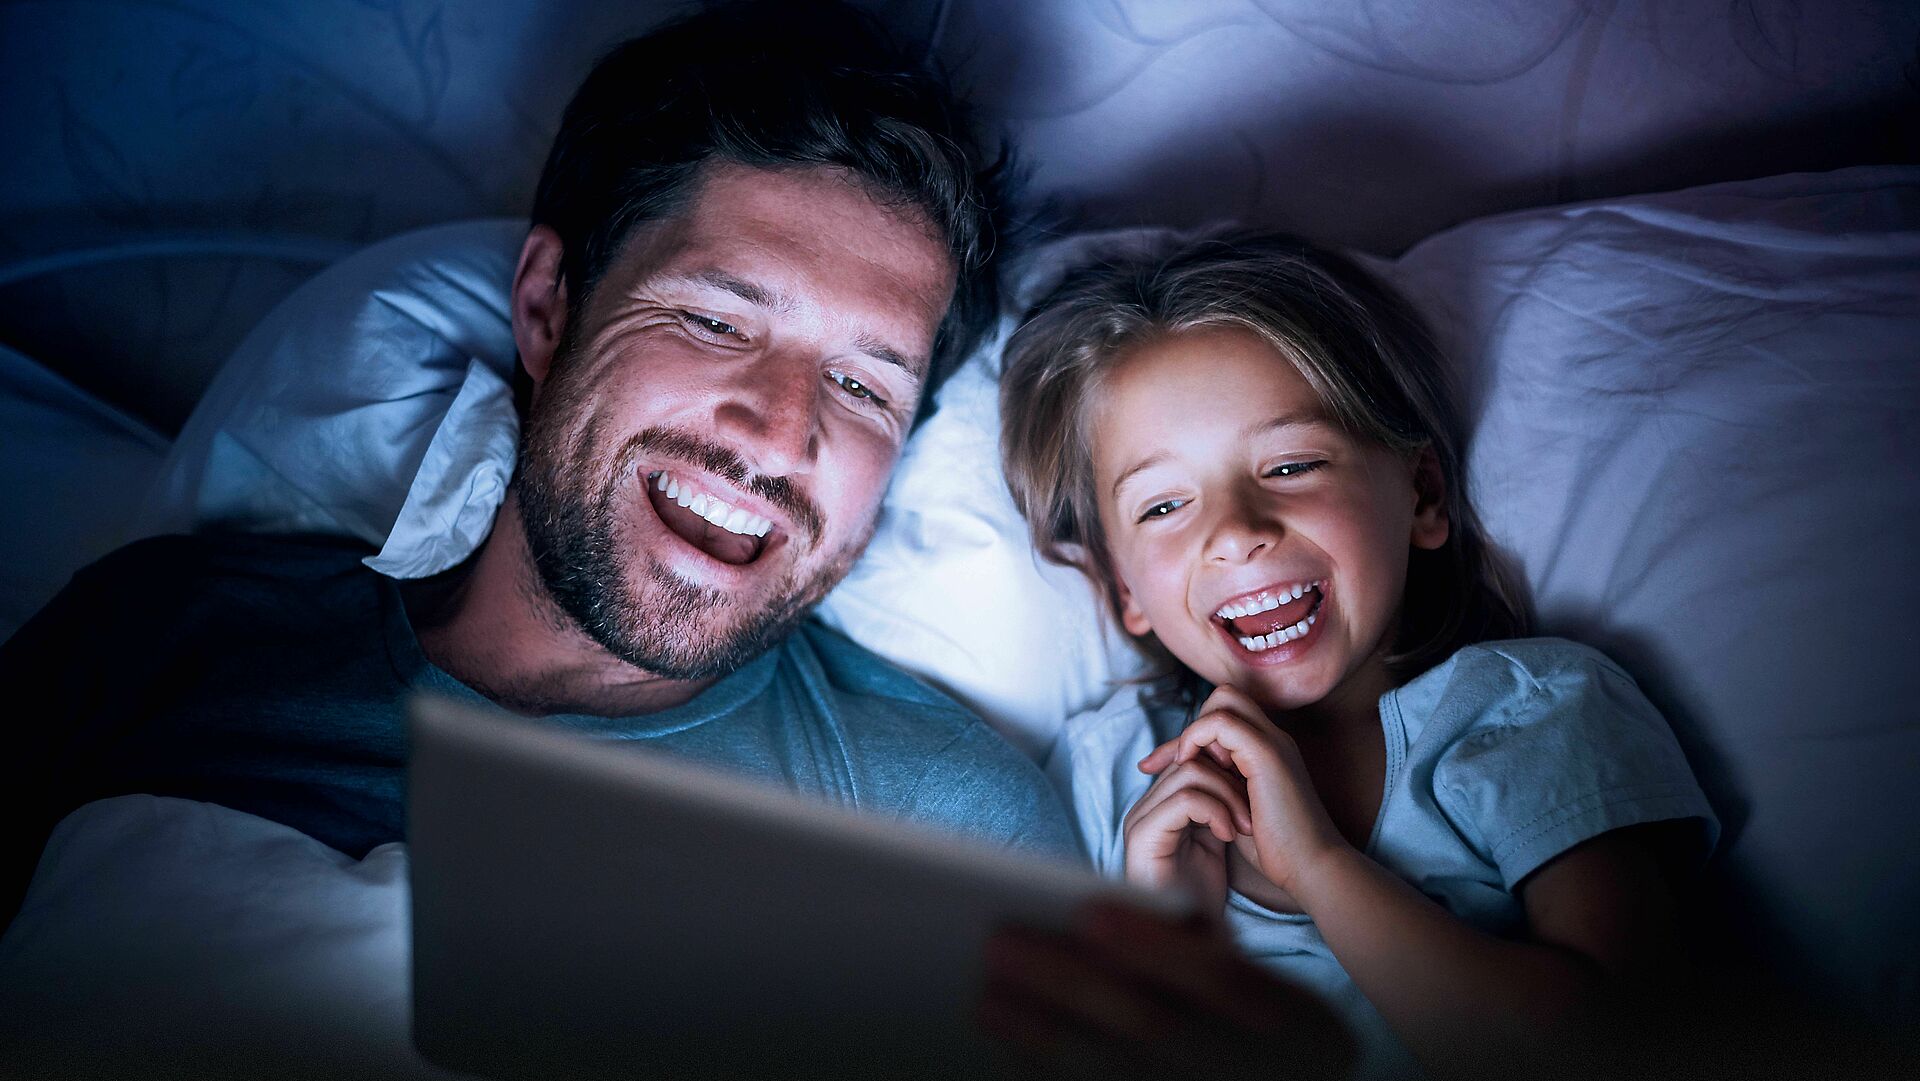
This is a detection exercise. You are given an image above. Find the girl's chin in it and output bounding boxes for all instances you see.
[1197,659,1327,714]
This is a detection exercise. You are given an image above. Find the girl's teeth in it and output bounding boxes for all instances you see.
[1214,580,1323,622]
[1236,611,1319,652]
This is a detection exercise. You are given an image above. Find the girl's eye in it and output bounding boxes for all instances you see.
[681,312,740,338]
[1137,498,1188,523]
[827,370,888,407]
[1265,460,1327,478]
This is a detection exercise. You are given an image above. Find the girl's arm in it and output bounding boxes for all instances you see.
[1145,687,1688,1078]
[1291,823,1684,1077]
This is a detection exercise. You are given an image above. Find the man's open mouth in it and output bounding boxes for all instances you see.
[644,470,774,566]
[1215,580,1324,652]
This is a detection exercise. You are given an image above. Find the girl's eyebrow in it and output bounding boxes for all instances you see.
[1110,452,1170,499]
[1244,410,1334,437]
[1110,411,1336,498]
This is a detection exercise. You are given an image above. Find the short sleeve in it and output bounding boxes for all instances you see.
[1429,642,1720,889]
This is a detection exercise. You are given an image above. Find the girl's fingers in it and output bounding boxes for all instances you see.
[1129,786,1240,846]
[1197,683,1268,719]
[1137,685,1275,774]
[1127,755,1252,833]
[1170,712,1283,783]
[1137,737,1179,774]
[1122,758,1253,836]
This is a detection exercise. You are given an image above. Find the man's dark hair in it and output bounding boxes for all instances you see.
[527,0,1011,418]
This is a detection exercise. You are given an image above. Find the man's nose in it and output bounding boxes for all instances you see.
[712,348,821,478]
[1203,488,1281,564]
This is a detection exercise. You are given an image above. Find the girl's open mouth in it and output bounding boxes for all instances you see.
[1216,581,1324,653]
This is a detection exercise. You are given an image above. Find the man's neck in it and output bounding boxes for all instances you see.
[404,491,718,717]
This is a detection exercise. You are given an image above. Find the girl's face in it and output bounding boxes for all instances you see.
[1091,326,1449,721]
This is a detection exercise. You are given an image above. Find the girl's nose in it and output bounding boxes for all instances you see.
[1203,493,1282,563]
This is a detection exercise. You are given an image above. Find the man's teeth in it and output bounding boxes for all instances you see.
[1214,580,1321,621]
[647,470,772,538]
[1238,612,1317,652]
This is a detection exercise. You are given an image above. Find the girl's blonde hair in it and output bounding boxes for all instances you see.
[999,232,1529,683]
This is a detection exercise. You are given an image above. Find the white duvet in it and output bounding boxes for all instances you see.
[0,795,446,1079]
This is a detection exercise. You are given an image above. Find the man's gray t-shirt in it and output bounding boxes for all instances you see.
[1,534,1075,917]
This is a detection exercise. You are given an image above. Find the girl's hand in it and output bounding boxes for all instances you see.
[1138,685,1348,897]
[1121,746,1252,913]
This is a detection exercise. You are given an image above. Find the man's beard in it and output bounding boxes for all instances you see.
[513,358,870,682]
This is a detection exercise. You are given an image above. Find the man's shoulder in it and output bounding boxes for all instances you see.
[783,618,978,724]
[775,621,1076,856]
[775,619,1011,764]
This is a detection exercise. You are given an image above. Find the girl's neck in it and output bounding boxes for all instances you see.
[1257,650,1398,741]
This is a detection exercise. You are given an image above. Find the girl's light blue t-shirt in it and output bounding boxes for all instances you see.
[1046,637,1719,1077]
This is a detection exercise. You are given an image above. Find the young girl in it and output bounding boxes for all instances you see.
[997,233,1718,1078]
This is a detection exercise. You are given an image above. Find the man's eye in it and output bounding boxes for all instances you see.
[1266,460,1326,478]
[1137,498,1187,523]
[827,370,887,407]
[680,312,739,338]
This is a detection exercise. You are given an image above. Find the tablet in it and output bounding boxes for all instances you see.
[407,693,1187,1080]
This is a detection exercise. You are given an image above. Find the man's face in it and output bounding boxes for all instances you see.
[516,163,955,679]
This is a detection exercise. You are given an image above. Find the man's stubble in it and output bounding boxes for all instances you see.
[513,335,875,683]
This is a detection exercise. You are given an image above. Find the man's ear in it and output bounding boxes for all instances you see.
[1116,573,1154,637]
[1410,444,1451,551]
[511,225,569,389]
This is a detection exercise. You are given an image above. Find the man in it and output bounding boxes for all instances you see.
[0,1,1074,928]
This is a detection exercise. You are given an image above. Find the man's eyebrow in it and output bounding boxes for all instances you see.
[853,333,925,381]
[670,269,794,311]
[662,269,925,379]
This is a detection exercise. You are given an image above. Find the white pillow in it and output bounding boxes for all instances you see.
[1385,166,1920,1020]
[139,220,526,579]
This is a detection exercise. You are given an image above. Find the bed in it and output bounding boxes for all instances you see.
[2,0,1917,1074]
